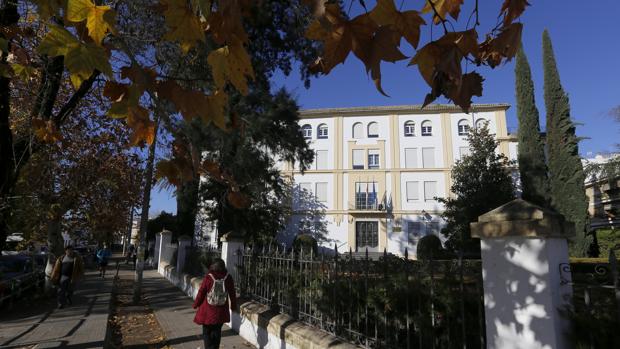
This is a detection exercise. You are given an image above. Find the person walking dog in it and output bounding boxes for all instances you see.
[192,258,237,349]
[51,245,84,309]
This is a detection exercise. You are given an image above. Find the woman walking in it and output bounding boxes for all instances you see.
[96,244,112,278]
[192,258,237,349]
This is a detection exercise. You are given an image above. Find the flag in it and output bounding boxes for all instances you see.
[372,182,377,207]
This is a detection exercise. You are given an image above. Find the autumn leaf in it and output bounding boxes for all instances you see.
[207,8,249,45]
[103,81,129,102]
[33,0,64,19]
[121,65,157,90]
[478,23,522,67]
[32,119,63,142]
[11,63,36,82]
[157,81,228,128]
[369,0,426,48]
[37,24,112,87]
[364,26,407,96]
[303,0,327,18]
[500,0,530,26]
[161,0,205,53]
[421,0,464,24]
[126,106,155,146]
[66,0,117,44]
[107,84,142,118]
[207,39,254,95]
[155,158,193,187]
[447,71,483,110]
[306,5,377,74]
[204,90,228,129]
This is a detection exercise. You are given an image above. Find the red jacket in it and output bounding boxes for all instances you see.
[193,270,237,325]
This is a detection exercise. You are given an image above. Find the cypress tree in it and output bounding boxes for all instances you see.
[515,44,550,207]
[542,30,590,256]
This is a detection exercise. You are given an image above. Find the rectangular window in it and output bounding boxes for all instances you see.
[315,150,328,170]
[355,182,378,209]
[408,221,423,242]
[422,147,435,168]
[427,222,441,235]
[315,182,328,202]
[406,181,419,201]
[368,149,380,169]
[459,146,470,159]
[352,149,364,169]
[424,181,437,201]
[405,148,417,168]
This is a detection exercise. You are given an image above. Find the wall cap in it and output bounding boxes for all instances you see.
[470,199,576,238]
[159,229,173,236]
[220,231,244,243]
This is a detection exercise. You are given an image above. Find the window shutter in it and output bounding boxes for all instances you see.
[406,181,419,201]
[316,150,328,169]
[315,182,328,202]
[405,148,417,168]
[422,147,435,168]
[424,181,437,201]
[353,149,364,169]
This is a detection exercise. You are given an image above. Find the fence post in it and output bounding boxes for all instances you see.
[470,199,575,349]
[221,232,244,283]
[154,234,161,269]
[157,230,172,274]
[177,235,192,273]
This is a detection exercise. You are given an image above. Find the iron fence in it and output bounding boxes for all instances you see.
[237,245,485,349]
[560,250,620,348]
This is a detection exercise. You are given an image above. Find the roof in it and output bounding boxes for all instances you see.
[300,103,510,118]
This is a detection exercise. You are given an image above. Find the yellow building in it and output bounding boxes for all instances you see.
[278,104,517,258]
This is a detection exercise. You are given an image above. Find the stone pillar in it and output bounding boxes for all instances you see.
[177,235,192,273]
[220,232,244,281]
[153,236,161,268]
[157,230,172,274]
[470,199,575,349]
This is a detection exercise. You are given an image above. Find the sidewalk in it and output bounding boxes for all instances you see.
[140,268,254,349]
[0,257,119,349]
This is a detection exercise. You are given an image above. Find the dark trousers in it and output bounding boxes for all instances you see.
[57,279,73,305]
[202,324,223,349]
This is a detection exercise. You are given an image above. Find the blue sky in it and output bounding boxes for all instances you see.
[150,0,620,215]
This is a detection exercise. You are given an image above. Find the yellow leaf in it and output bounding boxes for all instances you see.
[11,63,36,82]
[33,0,63,19]
[67,0,117,44]
[207,40,254,95]
[161,0,205,53]
[64,42,112,88]
[421,0,463,24]
[204,90,228,129]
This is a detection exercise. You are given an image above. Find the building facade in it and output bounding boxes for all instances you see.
[584,153,620,230]
[278,104,517,258]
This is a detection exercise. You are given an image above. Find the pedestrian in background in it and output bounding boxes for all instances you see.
[192,258,237,349]
[96,244,112,278]
[51,245,84,309]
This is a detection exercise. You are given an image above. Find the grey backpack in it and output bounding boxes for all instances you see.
[206,273,228,306]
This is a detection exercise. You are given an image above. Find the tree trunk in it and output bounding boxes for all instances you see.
[176,178,198,243]
[133,119,159,304]
[0,1,19,253]
[44,214,64,291]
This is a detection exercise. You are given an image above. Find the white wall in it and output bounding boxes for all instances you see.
[398,113,444,169]
[400,172,446,212]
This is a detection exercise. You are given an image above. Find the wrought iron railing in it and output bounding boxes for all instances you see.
[237,245,485,349]
[560,250,620,348]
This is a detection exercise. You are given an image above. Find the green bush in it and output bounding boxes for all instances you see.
[292,234,318,255]
[416,235,444,260]
[593,229,620,259]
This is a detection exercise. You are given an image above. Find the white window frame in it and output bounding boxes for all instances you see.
[422,147,435,168]
[352,122,363,139]
[317,124,328,139]
[352,149,364,169]
[301,124,312,139]
[315,182,328,203]
[368,149,380,169]
[457,119,470,136]
[421,121,432,136]
[424,181,437,201]
[405,148,418,168]
[475,118,488,129]
[367,122,379,138]
[315,150,328,170]
[406,181,419,201]
[404,121,415,137]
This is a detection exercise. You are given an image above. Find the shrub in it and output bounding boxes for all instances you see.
[416,235,444,260]
[292,234,318,255]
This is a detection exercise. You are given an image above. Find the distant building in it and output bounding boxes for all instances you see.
[277,104,518,258]
[584,153,620,230]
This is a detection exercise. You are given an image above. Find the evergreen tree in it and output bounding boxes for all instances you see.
[542,30,590,256]
[515,45,550,207]
[439,126,515,257]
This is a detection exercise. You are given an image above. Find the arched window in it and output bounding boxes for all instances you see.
[317,124,328,139]
[367,122,379,138]
[352,122,363,139]
[301,124,312,139]
[457,119,470,136]
[475,118,488,129]
[421,120,432,136]
[404,121,415,137]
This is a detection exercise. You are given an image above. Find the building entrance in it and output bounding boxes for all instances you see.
[355,221,378,252]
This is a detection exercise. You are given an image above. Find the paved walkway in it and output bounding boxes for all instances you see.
[0,257,118,349]
[139,268,254,349]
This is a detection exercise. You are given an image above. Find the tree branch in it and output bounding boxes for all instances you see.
[53,70,101,126]
[427,0,449,35]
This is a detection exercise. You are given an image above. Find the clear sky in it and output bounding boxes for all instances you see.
[150,0,620,215]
